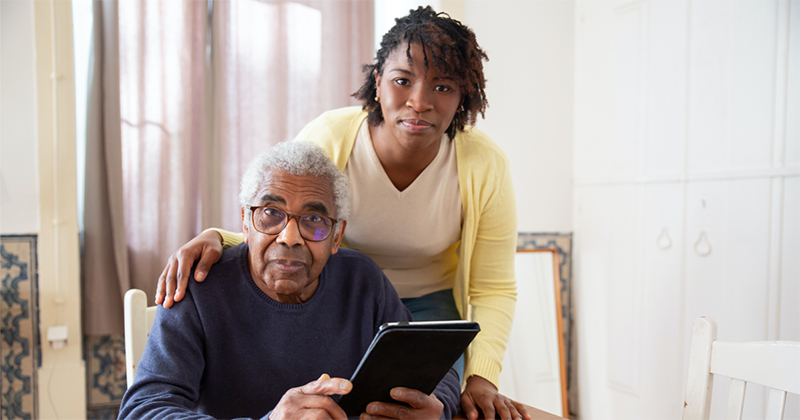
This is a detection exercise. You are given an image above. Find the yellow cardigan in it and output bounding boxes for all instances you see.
[219,107,517,387]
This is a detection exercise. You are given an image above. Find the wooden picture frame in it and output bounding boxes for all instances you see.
[499,249,569,417]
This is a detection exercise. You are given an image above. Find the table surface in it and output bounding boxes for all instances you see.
[453,404,567,420]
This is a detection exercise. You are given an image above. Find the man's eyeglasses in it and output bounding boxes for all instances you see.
[245,206,338,242]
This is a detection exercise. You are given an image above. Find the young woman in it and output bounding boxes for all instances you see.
[155,7,526,420]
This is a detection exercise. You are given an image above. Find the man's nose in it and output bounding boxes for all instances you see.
[276,216,304,246]
[406,86,433,113]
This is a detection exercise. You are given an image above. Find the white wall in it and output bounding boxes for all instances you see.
[465,0,574,233]
[374,0,575,233]
[1,0,40,234]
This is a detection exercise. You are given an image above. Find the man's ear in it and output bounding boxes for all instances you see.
[329,220,346,255]
[242,207,249,244]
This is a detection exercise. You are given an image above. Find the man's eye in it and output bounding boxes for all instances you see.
[305,215,323,223]
[264,208,283,217]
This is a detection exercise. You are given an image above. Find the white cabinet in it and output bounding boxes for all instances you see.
[574,0,799,418]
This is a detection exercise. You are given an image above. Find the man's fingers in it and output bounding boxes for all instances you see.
[284,394,348,420]
[388,388,437,409]
[366,402,411,420]
[300,374,352,396]
[364,389,441,420]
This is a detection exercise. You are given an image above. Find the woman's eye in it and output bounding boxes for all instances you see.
[394,78,409,86]
[435,85,451,92]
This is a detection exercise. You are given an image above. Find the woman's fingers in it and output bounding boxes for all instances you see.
[162,256,179,308]
[460,392,479,420]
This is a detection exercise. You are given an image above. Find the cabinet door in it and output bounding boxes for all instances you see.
[639,183,685,418]
[687,0,780,175]
[574,184,643,418]
[684,178,773,419]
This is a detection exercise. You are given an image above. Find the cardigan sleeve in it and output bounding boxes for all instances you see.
[462,150,518,388]
[206,228,244,249]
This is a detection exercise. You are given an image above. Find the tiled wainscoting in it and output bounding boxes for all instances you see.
[517,232,576,418]
[1,235,126,419]
[1,235,40,420]
[85,334,126,418]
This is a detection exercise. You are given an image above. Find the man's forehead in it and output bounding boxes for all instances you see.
[256,170,335,206]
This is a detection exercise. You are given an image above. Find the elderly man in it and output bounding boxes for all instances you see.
[118,141,460,420]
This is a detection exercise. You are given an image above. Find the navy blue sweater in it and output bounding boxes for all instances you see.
[118,244,460,419]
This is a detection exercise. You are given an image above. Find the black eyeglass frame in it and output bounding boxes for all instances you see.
[244,205,339,242]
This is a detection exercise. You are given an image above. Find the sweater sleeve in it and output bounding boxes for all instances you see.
[118,286,268,420]
[463,154,518,388]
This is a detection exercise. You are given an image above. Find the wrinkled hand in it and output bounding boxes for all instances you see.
[270,374,352,420]
[460,375,530,420]
[155,230,224,308]
[360,387,443,420]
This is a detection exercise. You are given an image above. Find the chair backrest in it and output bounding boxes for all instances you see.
[124,289,157,387]
[682,317,800,420]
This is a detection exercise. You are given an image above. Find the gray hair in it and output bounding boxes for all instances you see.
[239,141,351,230]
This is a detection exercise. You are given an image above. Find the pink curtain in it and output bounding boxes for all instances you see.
[117,0,210,307]
[82,0,374,334]
[212,0,373,231]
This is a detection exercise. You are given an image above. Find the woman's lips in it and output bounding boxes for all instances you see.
[401,119,432,133]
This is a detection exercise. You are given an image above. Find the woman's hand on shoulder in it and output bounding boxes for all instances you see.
[460,375,531,420]
[155,230,224,308]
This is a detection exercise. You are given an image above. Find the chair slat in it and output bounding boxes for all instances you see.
[710,341,800,394]
[724,379,746,420]
[124,289,157,388]
[764,388,787,420]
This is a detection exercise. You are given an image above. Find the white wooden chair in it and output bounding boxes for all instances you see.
[124,289,157,387]
[682,317,800,420]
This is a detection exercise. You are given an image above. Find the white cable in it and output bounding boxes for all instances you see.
[48,3,63,418]
[49,0,65,325]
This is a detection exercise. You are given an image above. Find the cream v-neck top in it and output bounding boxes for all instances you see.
[343,121,462,298]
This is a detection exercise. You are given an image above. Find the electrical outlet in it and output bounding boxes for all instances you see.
[47,325,68,349]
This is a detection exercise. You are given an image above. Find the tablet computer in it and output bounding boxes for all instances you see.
[337,320,480,417]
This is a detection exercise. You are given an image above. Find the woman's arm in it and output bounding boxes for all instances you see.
[154,229,243,307]
[460,158,528,420]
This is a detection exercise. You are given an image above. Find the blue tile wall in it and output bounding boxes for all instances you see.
[1,235,40,420]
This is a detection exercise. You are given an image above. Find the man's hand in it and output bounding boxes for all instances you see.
[360,387,443,420]
[270,374,352,420]
[460,375,531,420]
[155,230,224,308]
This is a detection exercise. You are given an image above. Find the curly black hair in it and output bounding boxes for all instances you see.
[352,6,489,139]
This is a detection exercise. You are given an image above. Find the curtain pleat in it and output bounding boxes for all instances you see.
[82,0,130,335]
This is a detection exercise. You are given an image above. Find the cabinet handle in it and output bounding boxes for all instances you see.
[657,228,672,250]
[694,231,712,257]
